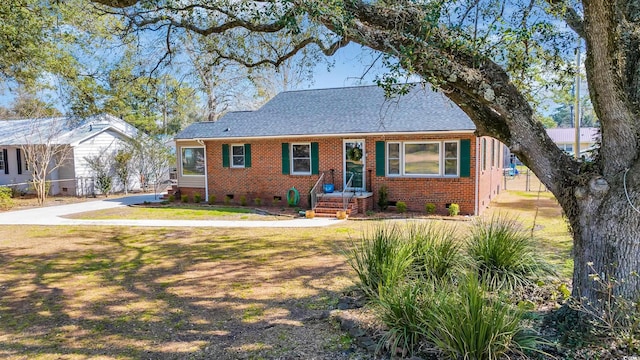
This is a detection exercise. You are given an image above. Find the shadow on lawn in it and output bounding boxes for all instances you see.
[0,227,358,359]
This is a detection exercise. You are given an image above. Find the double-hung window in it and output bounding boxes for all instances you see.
[231,144,245,168]
[386,140,459,177]
[291,143,311,175]
[0,149,4,171]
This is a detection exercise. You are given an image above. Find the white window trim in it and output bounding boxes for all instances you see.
[181,146,205,177]
[385,140,460,178]
[291,142,312,175]
[230,144,245,168]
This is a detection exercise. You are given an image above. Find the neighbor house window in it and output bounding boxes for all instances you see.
[386,140,459,177]
[291,143,311,174]
[0,149,4,171]
[559,144,573,153]
[231,144,245,168]
[181,147,205,176]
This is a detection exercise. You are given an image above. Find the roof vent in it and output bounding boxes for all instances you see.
[224,128,230,132]
[89,124,92,131]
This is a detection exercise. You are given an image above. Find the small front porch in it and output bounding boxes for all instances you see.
[311,191,374,218]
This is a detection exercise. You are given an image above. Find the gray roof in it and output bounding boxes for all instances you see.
[0,114,138,146]
[176,84,476,140]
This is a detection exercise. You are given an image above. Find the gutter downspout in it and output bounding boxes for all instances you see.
[196,139,209,202]
[474,138,480,216]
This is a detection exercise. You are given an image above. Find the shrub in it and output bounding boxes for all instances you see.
[254,197,262,206]
[168,194,175,202]
[396,201,407,213]
[0,186,14,210]
[448,203,460,216]
[425,203,436,215]
[208,195,216,205]
[345,224,414,298]
[181,194,189,203]
[407,223,463,283]
[377,185,389,210]
[421,275,538,360]
[272,198,280,206]
[467,216,555,291]
[193,193,202,203]
[239,195,247,206]
[224,195,231,205]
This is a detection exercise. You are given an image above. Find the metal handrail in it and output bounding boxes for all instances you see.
[342,172,354,211]
[310,172,325,210]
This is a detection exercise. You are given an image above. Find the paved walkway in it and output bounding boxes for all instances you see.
[0,194,344,228]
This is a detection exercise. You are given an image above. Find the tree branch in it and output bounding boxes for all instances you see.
[545,0,586,38]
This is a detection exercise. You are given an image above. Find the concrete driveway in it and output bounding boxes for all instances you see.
[0,194,343,228]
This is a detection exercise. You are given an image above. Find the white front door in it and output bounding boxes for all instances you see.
[344,140,365,191]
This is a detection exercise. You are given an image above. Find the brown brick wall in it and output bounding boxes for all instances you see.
[178,133,503,215]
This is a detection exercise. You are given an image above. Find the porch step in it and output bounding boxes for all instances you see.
[313,195,357,218]
[160,185,180,200]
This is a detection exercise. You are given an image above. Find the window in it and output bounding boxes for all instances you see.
[231,144,245,168]
[386,140,459,177]
[181,147,205,176]
[559,144,573,153]
[444,141,458,175]
[291,143,311,174]
[491,139,496,168]
[387,142,400,175]
[481,138,487,171]
[0,149,4,171]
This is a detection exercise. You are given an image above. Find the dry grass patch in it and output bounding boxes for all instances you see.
[0,223,372,360]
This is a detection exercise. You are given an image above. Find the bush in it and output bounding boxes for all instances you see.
[181,194,189,203]
[224,195,231,205]
[208,195,216,205]
[168,194,175,202]
[254,197,262,206]
[448,203,460,216]
[396,201,407,213]
[345,224,414,297]
[467,216,555,291]
[239,195,247,206]
[425,203,436,215]
[193,193,202,203]
[0,186,14,210]
[421,275,538,360]
[377,185,389,210]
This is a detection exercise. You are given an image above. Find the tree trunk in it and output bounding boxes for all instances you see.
[562,169,640,304]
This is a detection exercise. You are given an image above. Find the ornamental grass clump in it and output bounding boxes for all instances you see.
[467,216,555,292]
[420,274,538,360]
[345,224,414,298]
[407,222,464,284]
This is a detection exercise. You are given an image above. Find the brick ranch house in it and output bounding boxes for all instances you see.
[174,85,504,216]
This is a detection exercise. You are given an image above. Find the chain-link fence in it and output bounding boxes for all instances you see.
[502,167,548,192]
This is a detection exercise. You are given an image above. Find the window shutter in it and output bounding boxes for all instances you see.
[460,139,471,177]
[244,144,251,168]
[222,144,229,168]
[375,141,385,176]
[311,142,319,175]
[281,143,290,175]
[16,149,22,175]
[3,149,8,174]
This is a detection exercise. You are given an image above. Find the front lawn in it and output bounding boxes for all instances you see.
[63,205,287,221]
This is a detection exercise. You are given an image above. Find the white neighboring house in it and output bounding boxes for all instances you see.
[0,114,142,196]
[546,127,600,156]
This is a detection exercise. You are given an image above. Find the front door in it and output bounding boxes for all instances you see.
[344,140,365,191]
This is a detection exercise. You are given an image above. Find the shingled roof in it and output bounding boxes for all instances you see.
[176,84,476,140]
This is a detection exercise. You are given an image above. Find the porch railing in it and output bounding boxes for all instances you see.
[310,172,325,211]
[342,172,354,211]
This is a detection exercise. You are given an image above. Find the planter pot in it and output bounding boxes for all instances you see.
[336,210,347,220]
[323,184,334,193]
[305,210,315,219]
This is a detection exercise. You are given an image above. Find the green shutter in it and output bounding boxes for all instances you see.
[244,144,251,168]
[375,141,385,176]
[282,143,290,175]
[222,144,229,168]
[460,139,471,177]
[16,149,22,175]
[311,142,319,175]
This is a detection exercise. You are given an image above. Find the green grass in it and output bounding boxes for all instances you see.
[64,205,282,221]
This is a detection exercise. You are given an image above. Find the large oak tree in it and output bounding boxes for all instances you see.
[89,0,640,305]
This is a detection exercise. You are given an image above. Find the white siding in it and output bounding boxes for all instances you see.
[0,146,32,193]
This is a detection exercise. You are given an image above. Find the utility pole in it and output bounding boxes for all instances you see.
[574,40,581,159]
